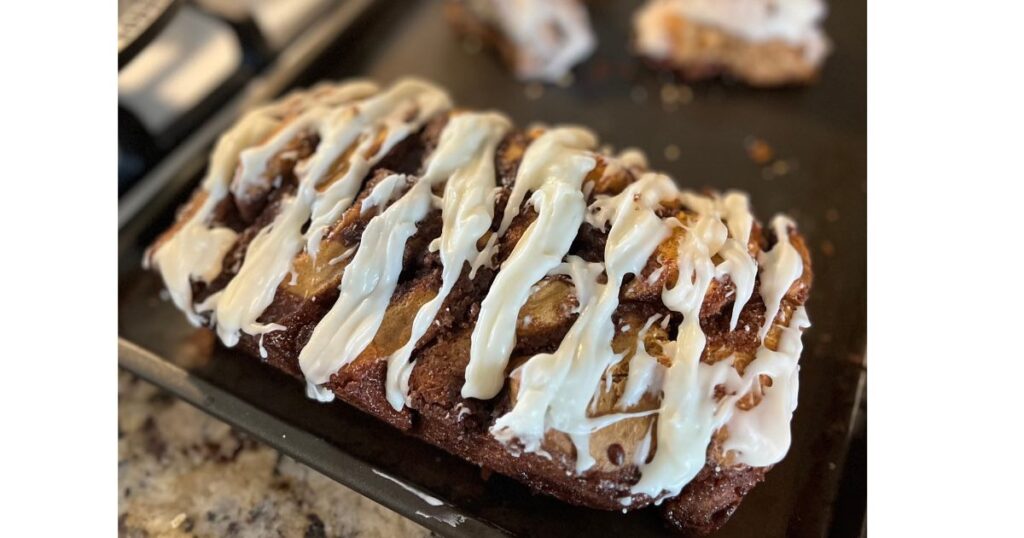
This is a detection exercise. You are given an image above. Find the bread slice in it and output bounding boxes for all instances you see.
[634,0,830,86]
[146,78,813,534]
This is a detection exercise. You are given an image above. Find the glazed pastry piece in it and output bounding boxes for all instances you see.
[634,0,830,86]
[444,0,596,82]
[146,78,813,534]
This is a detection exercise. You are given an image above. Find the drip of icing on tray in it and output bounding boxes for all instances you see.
[461,127,598,400]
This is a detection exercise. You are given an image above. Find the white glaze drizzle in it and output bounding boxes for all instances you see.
[207,79,451,347]
[721,306,809,466]
[149,83,383,324]
[328,247,356,266]
[360,173,406,214]
[462,127,598,400]
[229,82,382,215]
[299,174,434,384]
[634,423,654,466]
[303,82,451,259]
[629,210,729,499]
[679,191,759,331]
[491,173,678,471]
[305,381,336,403]
[472,0,596,82]
[628,209,807,502]
[147,106,282,325]
[756,215,803,339]
[715,192,758,330]
[384,112,512,411]
[616,314,666,410]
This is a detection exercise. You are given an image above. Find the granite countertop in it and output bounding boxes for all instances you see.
[118,371,432,538]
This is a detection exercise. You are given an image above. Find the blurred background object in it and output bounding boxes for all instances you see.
[119,0,181,69]
[118,0,344,196]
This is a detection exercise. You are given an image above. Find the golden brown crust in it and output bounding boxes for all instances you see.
[663,462,767,535]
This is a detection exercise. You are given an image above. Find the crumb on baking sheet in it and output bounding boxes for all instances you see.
[820,240,835,257]
[524,83,544,100]
[660,83,694,110]
[771,160,791,176]
[761,159,799,180]
[744,137,775,165]
[664,144,681,161]
[745,137,801,181]
[678,84,694,104]
[631,85,648,104]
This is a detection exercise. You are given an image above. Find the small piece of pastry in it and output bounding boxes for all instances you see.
[146,78,813,534]
[444,0,596,82]
[634,0,830,86]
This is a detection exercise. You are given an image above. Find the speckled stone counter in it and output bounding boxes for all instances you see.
[118,371,431,537]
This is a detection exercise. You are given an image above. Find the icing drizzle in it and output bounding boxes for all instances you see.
[147,102,286,324]
[384,112,511,411]
[490,173,678,471]
[462,127,597,400]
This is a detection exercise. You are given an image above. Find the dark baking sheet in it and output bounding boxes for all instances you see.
[118,0,866,536]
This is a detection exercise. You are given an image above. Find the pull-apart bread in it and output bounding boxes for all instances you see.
[634,0,830,86]
[444,0,596,82]
[146,78,812,534]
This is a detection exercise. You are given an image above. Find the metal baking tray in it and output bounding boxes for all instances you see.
[118,0,866,535]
